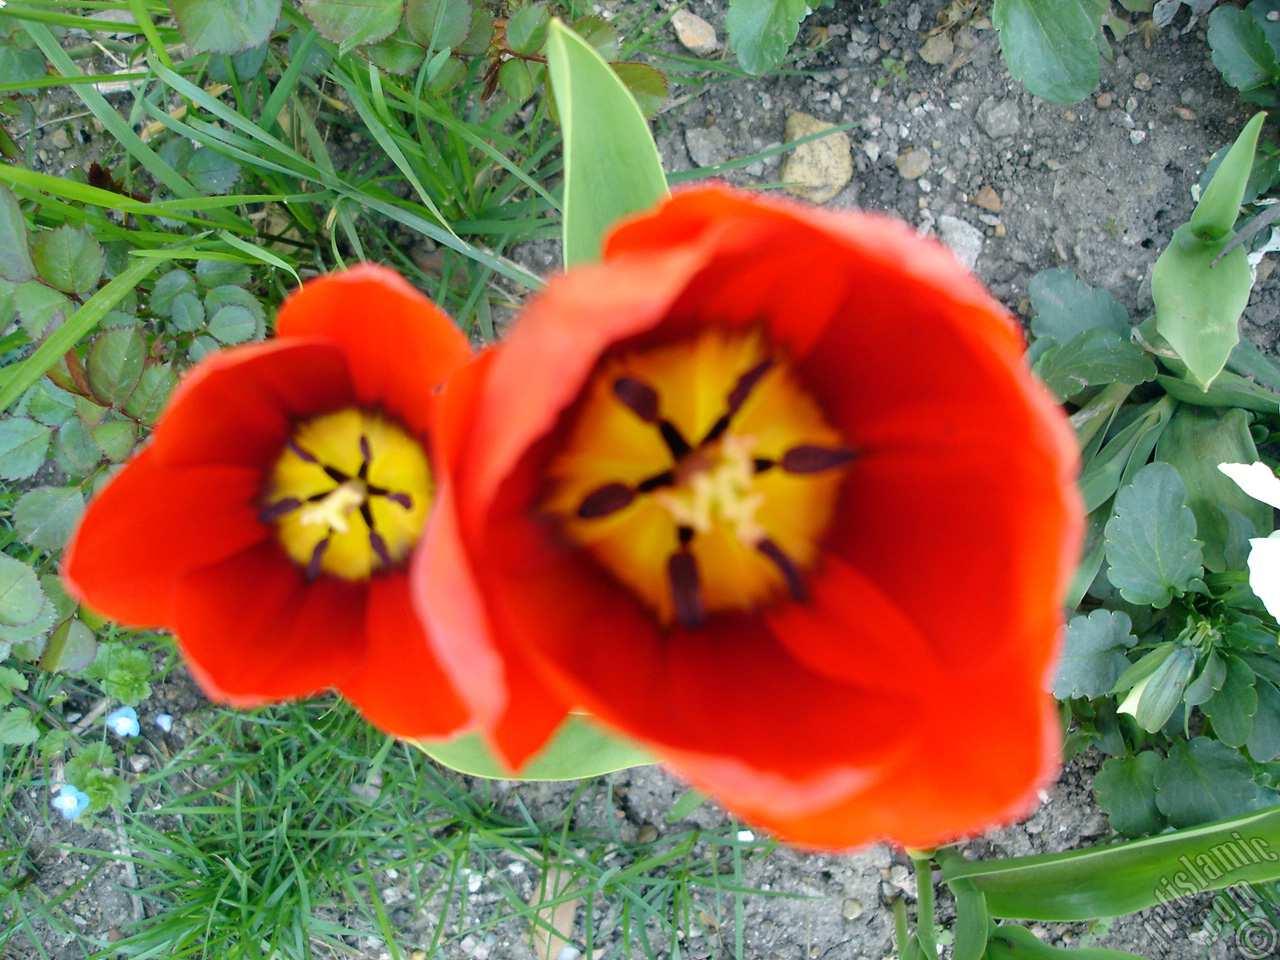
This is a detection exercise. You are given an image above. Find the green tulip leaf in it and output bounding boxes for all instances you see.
[546,19,669,266]
[416,714,652,780]
[1188,109,1264,239]
[1247,681,1280,762]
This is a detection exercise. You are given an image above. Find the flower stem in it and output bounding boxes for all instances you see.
[911,853,937,959]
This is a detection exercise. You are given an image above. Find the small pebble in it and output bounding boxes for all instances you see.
[1133,73,1152,91]
[1130,130,1147,145]
[843,898,864,920]
[153,713,174,732]
[896,147,931,179]
[973,184,1002,213]
[1095,93,1113,109]
[736,829,755,843]
[1176,107,1196,121]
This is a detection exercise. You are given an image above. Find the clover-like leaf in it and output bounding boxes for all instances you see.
[1053,609,1137,700]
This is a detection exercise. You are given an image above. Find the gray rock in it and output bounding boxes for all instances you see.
[976,97,1021,138]
[685,126,730,169]
[938,215,984,270]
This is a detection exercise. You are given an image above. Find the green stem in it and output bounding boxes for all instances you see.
[892,894,913,957]
[1069,380,1133,449]
[912,854,937,959]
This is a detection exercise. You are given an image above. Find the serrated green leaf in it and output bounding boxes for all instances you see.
[86,327,146,408]
[206,304,258,345]
[0,417,51,481]
[1028,268,1129,342]
[54,418,100,477]
[22,381,75,428]
[0,707,39,746]
[612,62,670,119]
[1202,655,1257,748]
[1105,461,1203,607]
[546,19,669,266]
[1155,737,1279,828]
[40,727,73,759]
[1207,7,1279,101]
[406,0,472,50]
[1053,609,1137,699]
[300,0,402,51]
[363,23,427,73]
[41,619,96,673]
[0,666,28,707]
[123,364,176,425]
[84,646,152,705]
[0,596,57,645]
[14,280,71,340]
[725,0,808,74]
[195,259,253,289]
[1247,680,1280,761]
[149,269,197,317]
[91,420,138,462]
[1098,753,1165,838]
[185,148,242,195]
[1035,329,1155,401]
[570,16,618,59]
[0,185,35,282]
[992,0,1100,102]
[0,555,43,627]
[172,0,281,53]
[32,226,104,297]
[506,1,549,55]
[169,290,206,332]
[13,486,84,554]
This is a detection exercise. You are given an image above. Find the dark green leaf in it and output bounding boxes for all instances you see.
[1208,6,1280,97]
[204,285,264,331]
[0,185,35,282]
[1184,649,1226,707]
[169,291,205,332]
[992,0,1100,102]
[206,304,258,345]
[1028,268,1129,342]
[1053,609,1137,699]
[498,58,534,102]
[725,0,808,73]
[40,619,96,673]
[0,708,39,746]
[54,418,100,476]
[1155,370,1280,415]
[406,0,473,50]
[1105,462,1203,607]
[13,486,84,554]
[31,225,104,297]
[1095,752,1165,837]
[363,25,427,73]
[208,43,270,83]
[0,417,51,480]
[91,420,138,462]
[1131,646,1195,732]
[172,0,281,53]
[0,554,43,626]
[1155,737,1279,828]
[0,595,56,646]
[612,62,670,118]
[22,381,75,428]
[123,364,177,424]
[86,327,146,409]
[14,280,71,339]
[195,259,252,288]
[506,1,550,54]
[301,0,403,51]
[1247,680,1280,761]
[1203,655,1257,748]
[457,6,494,55]
[0,44,45,86]
[149,269,197,317]
[1035,329,1155,401]
[185,148,241,195]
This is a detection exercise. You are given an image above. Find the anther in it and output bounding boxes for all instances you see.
[288,438,319,464]
[381,491,413,510]
[578,483,635,520]
[659,420,693,460]
[757,538,807,602]
[359,435,372,463]
[613,377,660,422]
[668,550,704,629]
[369,530,393,568]
[307,540,329,581]
[780,445,855,474]
[258,498,302,523]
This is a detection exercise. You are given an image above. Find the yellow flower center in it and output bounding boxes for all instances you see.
[542,329,853,628]
[261,409,432,580]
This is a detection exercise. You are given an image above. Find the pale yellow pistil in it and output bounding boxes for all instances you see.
[543,329,853,628]
[261,409,432,581]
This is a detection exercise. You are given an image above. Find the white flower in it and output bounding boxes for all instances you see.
[1217,462,1280,619]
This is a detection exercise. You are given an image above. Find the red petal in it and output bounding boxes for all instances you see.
[149,339,354,470]
[172,541,366,705]
[338,573,470,739]
[62,447,267,627]
[275,265,472,437]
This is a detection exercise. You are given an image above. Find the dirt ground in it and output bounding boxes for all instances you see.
[4,0,1270,958]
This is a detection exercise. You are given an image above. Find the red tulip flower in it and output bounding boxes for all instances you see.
[418,187,1083,849]
[64,265,472,739]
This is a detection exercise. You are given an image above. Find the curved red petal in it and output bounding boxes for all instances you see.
[149,339,354,470]
[62,447,267,627]
[172,541,366,705]
[275,265,472,437]
[337,573,470,739]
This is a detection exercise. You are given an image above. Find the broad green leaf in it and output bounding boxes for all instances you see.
[205,285,264,330]
[725,0,808,74]
[1202,655,1257,748]
[14,280,71,339]
[86,327,146,409]
[1207,8,1279,103]
[1183,649,1226,707]
[149,269,197,316]
[406,0,473,50]
[1053,609,1137,700]
[54,419,101,477]
[1155,406,1270,572]
[499,58,534,102]
[92,419,138,461]
[937,802,1280,920]
[22,382,75,428]
[1105,461,1203,607]
[1077,397,1174,514]
[1191,111,1266,242]
[1034,329,1155,401]
[300,0,403,51]
[1247,680,1280,761]
[364,24,427,73]
[1156,737,1279,828]
[172,0,281,53]
[32,226,104,297]
[185,148,242,195]
[195,259,252,288]
[0,417,51,480]
[84,646,152,705]
[40,618,96,673]
[124,364,177,424]
[0,554,43,627]
[1095,752,1164,837]
[13,486,84,553]
[207,305,258,345]
[417,714,651,780]
[506,1,550,55]
[208,43,271,84]
[0,185,35,282]
[0,707,39,746]
[991,0,1100,103]
[169,291,205,332]
[1028,269,1129,342]
[546,19,669,266]
[612,62,670,119]
[0,595,57,646]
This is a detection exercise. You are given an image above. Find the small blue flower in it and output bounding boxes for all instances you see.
[105,706,140,738]
[153,713,174,732]
[51,784,90,820]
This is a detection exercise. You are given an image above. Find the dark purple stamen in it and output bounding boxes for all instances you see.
[288,438,319,464]
[726,359,774,415]
[637,470,675,493]
[578,483,636,520]
[258,498,302,523]
[381,491,413,510]
[668,550,704,629]
[753,458,775,473]
[780,445,855,474]
[614,377,660,422]
[659,420,693,460]
[369,530,392,568]
[757,538,807,602]
[307,540,329,581]
[359,435,372,463]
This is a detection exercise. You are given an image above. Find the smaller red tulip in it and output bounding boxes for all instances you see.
[64,265,473,738]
